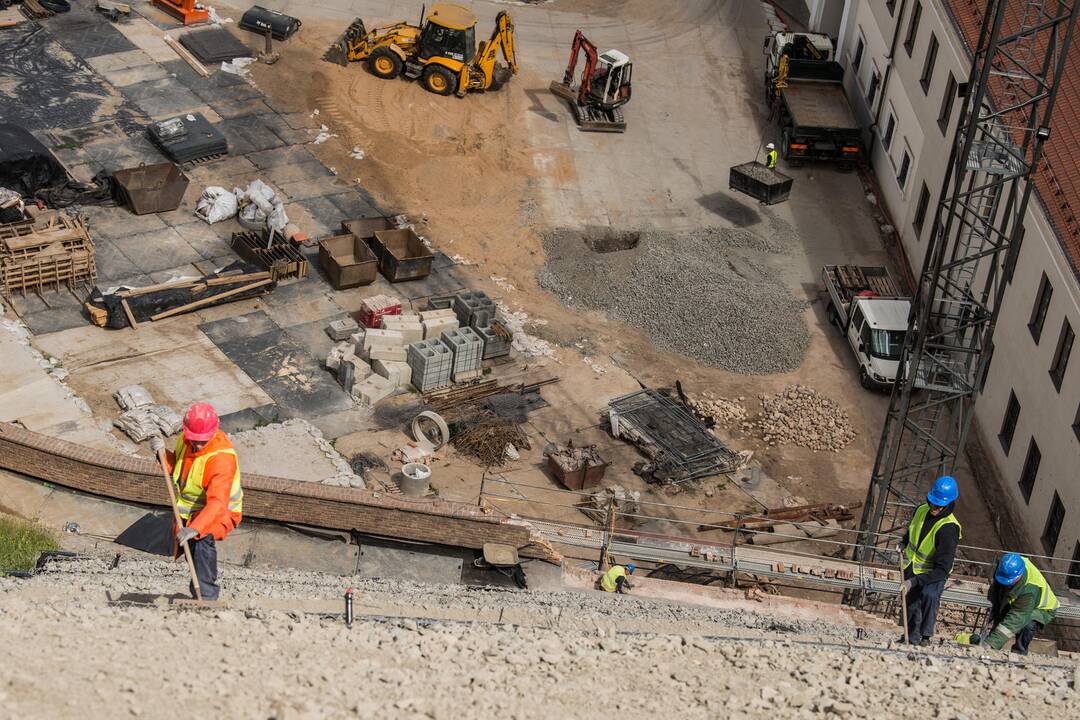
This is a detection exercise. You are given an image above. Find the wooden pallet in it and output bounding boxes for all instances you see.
[0,212,96,295]
[230,231,309,281]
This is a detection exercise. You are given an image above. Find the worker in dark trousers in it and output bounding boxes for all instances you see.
[899,475,962,645]
[956,553,1059,654]
[764,142,778,169]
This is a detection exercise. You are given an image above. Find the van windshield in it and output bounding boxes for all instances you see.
[870,329,905,361]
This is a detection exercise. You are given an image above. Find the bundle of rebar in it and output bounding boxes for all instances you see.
[450,417,530,467]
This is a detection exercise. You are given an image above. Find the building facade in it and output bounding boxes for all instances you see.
[836,0,1080,588]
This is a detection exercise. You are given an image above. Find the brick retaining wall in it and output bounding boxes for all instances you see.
[0,423,559,562]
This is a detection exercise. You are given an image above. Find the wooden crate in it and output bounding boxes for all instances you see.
[0,212,96,295]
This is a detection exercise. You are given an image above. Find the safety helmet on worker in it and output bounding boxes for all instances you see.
[183,403,220,442]
[626,563,635,574]
[766,142,776,150]
[927,475,958,507]
[995,552,1026,586]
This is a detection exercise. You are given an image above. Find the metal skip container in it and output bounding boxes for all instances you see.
[112,162,189,215]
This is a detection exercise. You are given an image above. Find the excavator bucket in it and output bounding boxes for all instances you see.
[548,80,578,103]
[323,17,367,66]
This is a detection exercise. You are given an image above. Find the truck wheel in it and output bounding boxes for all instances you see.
[859,368,873,390]
[782,129,792,161]
[422,65,455,96]
[368,49,403,80]
[826,303,839,327]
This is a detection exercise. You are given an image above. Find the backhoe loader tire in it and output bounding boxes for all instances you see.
[368,49,403,80]
[422,65,455,96]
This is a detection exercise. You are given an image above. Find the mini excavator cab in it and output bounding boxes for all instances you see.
[417,4,478,64]
[589,49,632,111]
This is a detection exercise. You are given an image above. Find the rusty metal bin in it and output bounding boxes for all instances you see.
[112,162,189,215]
[319,233,378,289]
[341,216,393,240]
[546,446,608,491]
[371,228,433,282]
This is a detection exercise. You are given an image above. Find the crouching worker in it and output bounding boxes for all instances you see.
[151,402,243,601]
[599,562,635,594]
[955,553,1058,654]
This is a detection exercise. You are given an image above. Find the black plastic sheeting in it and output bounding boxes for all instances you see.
[88,261,276,329]
[0,124,67,197]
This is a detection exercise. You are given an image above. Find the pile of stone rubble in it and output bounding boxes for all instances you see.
[752,385,856,452]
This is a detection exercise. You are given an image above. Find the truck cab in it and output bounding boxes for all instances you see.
[844,297,908,390]
[822,264,911,391]
[764,32,836,84]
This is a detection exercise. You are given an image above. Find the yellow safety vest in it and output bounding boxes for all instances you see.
[766,150,778,169]
[172,437,243,521]
[1011,558,1059,612]
[902,503,962,575]
[600,565,627,592]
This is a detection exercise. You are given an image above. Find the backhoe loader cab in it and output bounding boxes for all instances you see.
[417,4,477,63]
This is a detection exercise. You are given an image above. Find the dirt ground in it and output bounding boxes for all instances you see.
[1,547,1076,720]
[240,0,1003,553]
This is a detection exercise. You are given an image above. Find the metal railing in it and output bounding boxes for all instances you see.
[473,471,1080,624]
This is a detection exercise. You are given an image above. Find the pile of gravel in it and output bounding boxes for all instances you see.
[753,385,856,452]
[537,226,809,374]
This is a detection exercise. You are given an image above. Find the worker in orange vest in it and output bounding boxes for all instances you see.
[151,403,243,601]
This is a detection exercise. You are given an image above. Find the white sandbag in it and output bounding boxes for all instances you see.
[195,186,238,224]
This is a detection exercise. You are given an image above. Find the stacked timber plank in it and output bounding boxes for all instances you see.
[834,264,899,296]
[0,211,95,295]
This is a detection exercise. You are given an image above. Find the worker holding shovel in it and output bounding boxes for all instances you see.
[151,403,243,601]
[898,476,962,645]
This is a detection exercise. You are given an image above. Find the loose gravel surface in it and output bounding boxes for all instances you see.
[2,556,1077,719]
[537,226,810,374]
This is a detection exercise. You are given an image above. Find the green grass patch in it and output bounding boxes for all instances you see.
[0,515,59,574]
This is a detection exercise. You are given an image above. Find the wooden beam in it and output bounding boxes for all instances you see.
[120,298,138,329]
[149,278,272,321]
[163,33,210,78]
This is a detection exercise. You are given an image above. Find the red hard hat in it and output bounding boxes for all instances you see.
[183,403,219,442]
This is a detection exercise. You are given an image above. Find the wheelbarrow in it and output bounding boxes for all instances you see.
[473,543,527,588]
[112,162,189,215]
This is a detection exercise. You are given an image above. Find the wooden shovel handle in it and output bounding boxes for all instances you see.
[157,448,203,601]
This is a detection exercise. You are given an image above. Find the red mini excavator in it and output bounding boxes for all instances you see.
[549,30,632,133]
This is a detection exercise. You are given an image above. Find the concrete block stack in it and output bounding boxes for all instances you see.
[441,327,484,382]
[371,358,412,389]
[326,317,360,341]
[407,338,453,391]
[354,373,395,406]
[338,355,373,395]
[358,294,402,328]
[419,308,459,339]
[381,312,423,344]
[474,322,511,360]
[361,328,406,363]
[453,290,495,329]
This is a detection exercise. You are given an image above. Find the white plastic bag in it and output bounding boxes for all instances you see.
[195,186,238,224]
[234,179,288,235]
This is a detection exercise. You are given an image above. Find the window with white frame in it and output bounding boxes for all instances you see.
[867,66,881,108]
[896,145,912,189]
[852,32,865,74]
[882,109,897,151]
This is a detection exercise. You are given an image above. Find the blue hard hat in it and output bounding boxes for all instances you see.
[626,563,635,574]
[995,553,1026,586]
[927,475,959,506]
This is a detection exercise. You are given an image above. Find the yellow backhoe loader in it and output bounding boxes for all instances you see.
[324,3,517,97]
